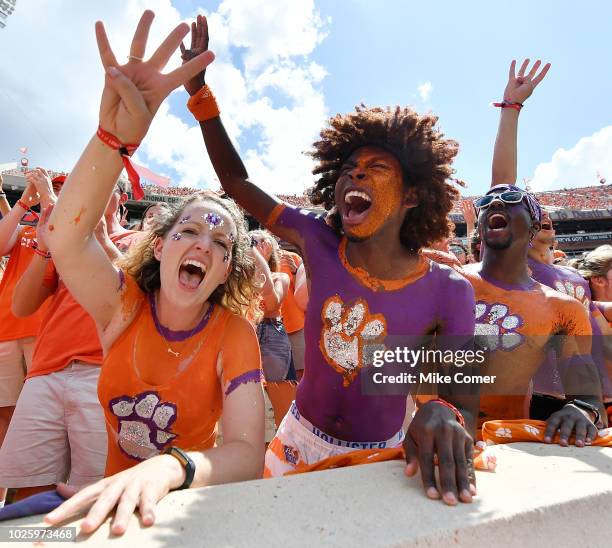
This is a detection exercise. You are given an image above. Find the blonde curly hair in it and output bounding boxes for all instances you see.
[120,191,261,321]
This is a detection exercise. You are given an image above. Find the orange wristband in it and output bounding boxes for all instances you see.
[187,84,220,121]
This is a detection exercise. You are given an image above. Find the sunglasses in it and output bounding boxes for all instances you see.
[473,190,526,210]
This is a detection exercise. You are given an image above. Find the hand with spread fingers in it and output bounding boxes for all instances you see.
[502,58,551,105]
[45,454,182,536]
[180,13,209,96]
[404,401,476,506]
[95,9,215,145]
[25,167,55,207]
[544,403,599,447]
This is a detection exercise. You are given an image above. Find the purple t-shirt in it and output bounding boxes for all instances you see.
[528,257,610,397]
[270,205,476,441]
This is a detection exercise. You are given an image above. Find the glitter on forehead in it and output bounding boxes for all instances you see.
[228,233,236,243]
[171,232,182,241]
[179,215,191,224]
[202,212,224,230]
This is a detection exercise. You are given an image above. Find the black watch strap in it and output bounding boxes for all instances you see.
[163,446,195,490]
[566,399,600,425]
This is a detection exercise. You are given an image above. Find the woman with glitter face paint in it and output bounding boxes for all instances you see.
[184,17,479,506]
[42,12,264,536]
[249,230,293,381]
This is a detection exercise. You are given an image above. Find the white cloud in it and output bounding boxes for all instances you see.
[417,81,432,102]
[0,0,329,195]
[529,126,612,191]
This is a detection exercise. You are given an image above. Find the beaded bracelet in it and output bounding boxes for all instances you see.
[491,100,523,111]
[429,398,466,427]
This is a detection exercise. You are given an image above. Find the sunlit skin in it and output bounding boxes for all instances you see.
[153,200,235,328]
[334,146,411,240]
[591,268,612,302]
[143,204,167,231]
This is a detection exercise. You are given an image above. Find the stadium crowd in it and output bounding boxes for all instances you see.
[0,10,610,538]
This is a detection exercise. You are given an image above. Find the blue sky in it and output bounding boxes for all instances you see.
[1,0,611,197]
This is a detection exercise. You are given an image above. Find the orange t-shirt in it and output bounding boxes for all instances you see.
[27,231,137,379]
[0,226,49,341]
[98,274,262,476]
[279,250,305,333]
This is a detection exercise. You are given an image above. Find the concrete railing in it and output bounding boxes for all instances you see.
[5,442,612,547]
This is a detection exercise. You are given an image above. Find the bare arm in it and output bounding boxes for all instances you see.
[0,183,39,256]
[12,257,55,317]
[0,175,9,217]
[491,59,551,187]
[45,11,213,331]
[181,16,302,247]
[251,247,288,311]
[294,262,309,311]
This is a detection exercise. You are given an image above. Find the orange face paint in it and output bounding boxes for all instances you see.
[336,147,406,239]
[48,225,55,232]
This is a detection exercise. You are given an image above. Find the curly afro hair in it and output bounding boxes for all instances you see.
[308,105,460,251]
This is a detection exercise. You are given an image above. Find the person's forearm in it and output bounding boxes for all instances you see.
[162,440,263,491]
[491,109,520,186]
[98,234,123,263]
[47,137,123,257]
[0,201,26,255]
[0,195,9,217]
[12,255,52,317]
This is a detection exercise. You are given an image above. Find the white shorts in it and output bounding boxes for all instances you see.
[264,401,404,477]
[0,337,36,407]
[0,362,107,488]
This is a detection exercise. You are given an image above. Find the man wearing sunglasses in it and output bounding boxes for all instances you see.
[489,58,611,426]
[460,183,606,444]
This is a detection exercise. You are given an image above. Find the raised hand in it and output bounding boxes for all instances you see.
[25,167,55,207]
[502,59,551,105]
[20,182,40,209]
[460,200,476,231]
[36,203,55,251]
[180,14,210,96]
[95,10,215,145]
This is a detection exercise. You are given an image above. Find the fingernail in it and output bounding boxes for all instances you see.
[460,489,472,501]
[443,492,457,505]
[426,487,439,499]
[544,436,551,443]
[586,438,592,445]
[470,484,477,496]
[107,66,120,78]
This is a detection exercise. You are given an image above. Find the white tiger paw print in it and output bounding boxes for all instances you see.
[495,427,513,439]
[554,280,590,310]
[109,391,177,461]
[321,296,387,386]
[475,302,524,351]
[523,424,540,436]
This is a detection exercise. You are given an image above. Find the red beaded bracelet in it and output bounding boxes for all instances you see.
[492,100,523,111]
[30,240,51,259]
[17,199,30,210]
[429,398,466,427]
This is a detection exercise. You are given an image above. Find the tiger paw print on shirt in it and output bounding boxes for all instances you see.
[109,391,177,461]
[475,302,524,351]
[320,296,387,386]
[554,280,590,310]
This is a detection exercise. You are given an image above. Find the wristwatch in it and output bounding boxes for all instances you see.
[163,446,195,490]
[565,399,600,425]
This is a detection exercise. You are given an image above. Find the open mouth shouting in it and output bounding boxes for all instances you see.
[178,259,207,290]
[486,212,509,232]
[342,188,373,226]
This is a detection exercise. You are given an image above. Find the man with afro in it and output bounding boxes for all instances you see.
[183,18,479,506]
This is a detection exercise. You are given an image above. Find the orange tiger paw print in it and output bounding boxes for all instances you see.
[320,296,387,386]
